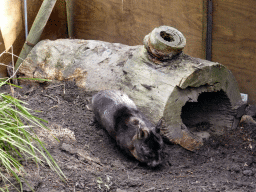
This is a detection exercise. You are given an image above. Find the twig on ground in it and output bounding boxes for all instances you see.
[145,187,156,191]
[45,84,65,89]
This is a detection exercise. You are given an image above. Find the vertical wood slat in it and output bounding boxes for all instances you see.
[212,0,256,103]
[73,0,205,59]
[0,0,67,77]
[206,0,212,61]
[0,0,23,77]
[26,0,68,40]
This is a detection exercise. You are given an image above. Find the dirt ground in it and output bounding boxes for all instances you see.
[1,81,256,192]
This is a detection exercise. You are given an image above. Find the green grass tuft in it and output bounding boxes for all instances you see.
[0,48,66,191]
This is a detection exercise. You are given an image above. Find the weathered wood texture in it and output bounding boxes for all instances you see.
[0,0,67,76]
[0,0,23,77]
[0,27,8,77]
[73,0,205,59]
[212,0,256,103]
[15,0,58,69]
[26,0,68,40]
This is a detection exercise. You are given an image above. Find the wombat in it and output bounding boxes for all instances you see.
[92,90,164,167]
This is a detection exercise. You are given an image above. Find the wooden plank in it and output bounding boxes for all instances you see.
[212,0,256,103]
[0,30,7,77]
[73,0,205,59]
[0,0,24,77]
[206,0,213,61]
[202,0,208,59]
[27,0,68,40]
[15,0,58,70]
[0,0,67,77]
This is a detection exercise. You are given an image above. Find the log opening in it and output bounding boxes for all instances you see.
[160,31,175,42]
[181,90,235,139]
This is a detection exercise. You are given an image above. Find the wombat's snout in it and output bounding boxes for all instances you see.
[138,149,163,168]
[132,129,164,168]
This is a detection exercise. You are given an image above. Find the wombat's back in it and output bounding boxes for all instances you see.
[92,90,137,137]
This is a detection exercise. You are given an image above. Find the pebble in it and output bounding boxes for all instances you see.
[60,143,77,154]
[116,189,135,192]
[242,169,254,176]
[228,164,240,173]
[116,189,127,192]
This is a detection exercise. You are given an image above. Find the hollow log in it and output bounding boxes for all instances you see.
[19,26,244,151]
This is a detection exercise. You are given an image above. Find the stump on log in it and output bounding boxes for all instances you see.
[19,26,244,151]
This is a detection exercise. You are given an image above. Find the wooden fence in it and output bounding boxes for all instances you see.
[0,0,255,103]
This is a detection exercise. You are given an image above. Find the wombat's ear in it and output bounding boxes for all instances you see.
[138,128,149,139]
[155,119,162,133]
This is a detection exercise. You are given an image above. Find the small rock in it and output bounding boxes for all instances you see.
[230,165,240,173]
[37,188,61,192]
[240,115,256,126]
[242,169,254,176]
[89,120,95,126]
[60,143,77,154]
[235,181,244,187]
[76,181,85,189]
[22,180,41,192]
[245,105,256,117]
[116,189,127,192]
[111,160,125,170]
[126,180,142,188]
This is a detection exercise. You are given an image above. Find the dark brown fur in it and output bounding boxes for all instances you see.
[92,90,164,167]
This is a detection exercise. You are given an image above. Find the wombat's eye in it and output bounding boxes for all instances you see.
[132,119,139,125]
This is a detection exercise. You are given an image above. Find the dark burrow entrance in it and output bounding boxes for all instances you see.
[181,90,235,139]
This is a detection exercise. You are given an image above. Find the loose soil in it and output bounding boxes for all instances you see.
[1,81,256,192]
